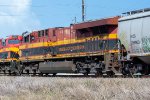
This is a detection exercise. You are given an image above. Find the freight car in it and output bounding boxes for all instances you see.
[118,8,150,76]
[18,16,119,76]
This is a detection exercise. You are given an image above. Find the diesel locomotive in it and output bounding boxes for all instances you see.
[17,16,119,76]
[0,35,22,75]
[0,8,150,76]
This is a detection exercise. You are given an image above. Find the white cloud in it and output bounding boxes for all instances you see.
[0,0,40,38]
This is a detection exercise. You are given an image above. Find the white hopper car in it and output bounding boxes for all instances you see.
[119,8,150,65]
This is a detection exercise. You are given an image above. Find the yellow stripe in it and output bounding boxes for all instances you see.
[19,33,118,50]
[19,42,49,49]
[19,55,47,61]
[0,58,19,62]
[0,47,19,53]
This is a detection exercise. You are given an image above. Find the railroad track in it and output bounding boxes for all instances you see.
[0,72,149,78]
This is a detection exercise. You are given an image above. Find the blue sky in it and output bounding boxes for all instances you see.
[0,0,150,38]
[32,0,150,28]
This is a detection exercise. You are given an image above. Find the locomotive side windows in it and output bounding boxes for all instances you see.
[10,52,19,59]
[38,30,45,37]
[109,39,118,50]
[42,30,44,36]
[53,30,56,36]
[0,52,8,59]
[8,40,20,44]
[38,31,41,37]
[2,39,6,46]
[24,35,29,43]
[45,30,49,36]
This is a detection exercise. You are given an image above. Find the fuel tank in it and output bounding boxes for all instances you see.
[39,61,76,73]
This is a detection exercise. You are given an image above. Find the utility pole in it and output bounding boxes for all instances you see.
[82,0,85,21]
[75,17,77,23]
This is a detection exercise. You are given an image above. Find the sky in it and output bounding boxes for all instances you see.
[0,0,150,38]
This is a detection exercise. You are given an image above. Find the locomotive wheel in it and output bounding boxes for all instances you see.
[52,73,57,76]
[39,73,44,76]
[130,64,143,77]
[95,68,103,77]
[106,70,115,77]
[33,69,37,76]
[83,68,90,76]
[83,72,89,76]
[122,64,130,76]
[8,70,11,76]
[3,70,6,75]
[45,73,49,77]
[75,62,83,73]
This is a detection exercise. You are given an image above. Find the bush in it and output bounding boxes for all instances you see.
[0,77,149,100]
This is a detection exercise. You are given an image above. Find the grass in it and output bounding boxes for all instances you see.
[0,77,149,100]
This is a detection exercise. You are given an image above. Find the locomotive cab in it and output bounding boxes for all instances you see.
[0,35,22,61]
[0,35,22,75]
[5,35,22,47]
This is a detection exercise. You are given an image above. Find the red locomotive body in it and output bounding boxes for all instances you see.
[5,35,22,47]
[0,35,22,75]
[18,16,120,76]
[23,27,75,43]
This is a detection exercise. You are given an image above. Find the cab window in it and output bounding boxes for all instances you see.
[8,40,20,44]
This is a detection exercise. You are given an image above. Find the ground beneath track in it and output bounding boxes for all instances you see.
[0,77,149,100]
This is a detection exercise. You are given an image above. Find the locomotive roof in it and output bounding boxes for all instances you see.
[73,16,119,30]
